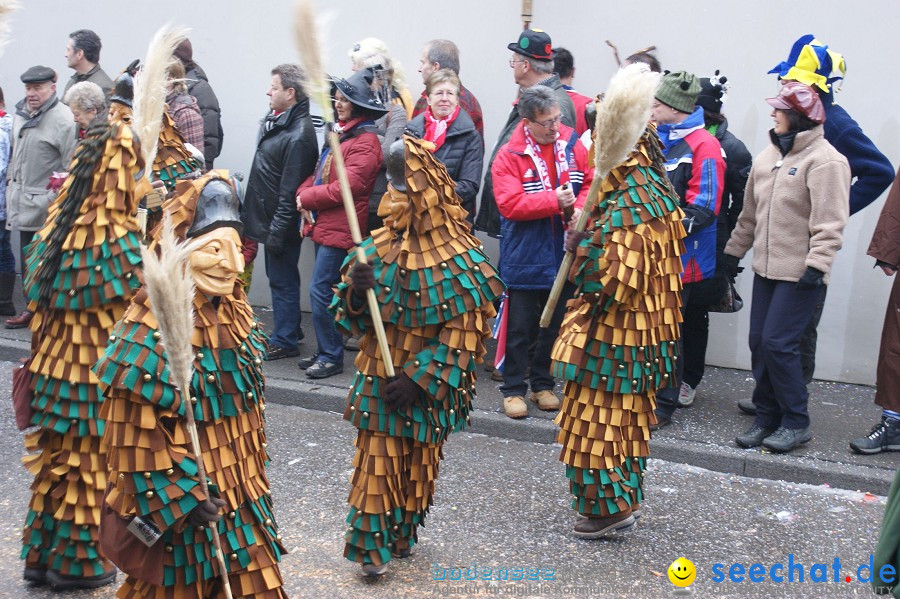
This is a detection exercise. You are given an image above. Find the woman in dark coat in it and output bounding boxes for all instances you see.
[294,67,386,380]
[405,69,483,220]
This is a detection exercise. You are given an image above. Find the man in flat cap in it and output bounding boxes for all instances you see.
[5,66,76,329]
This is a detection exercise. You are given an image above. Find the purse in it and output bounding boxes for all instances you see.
[12,357,35,431]
[708,279,744,313]
[99,483,165,586]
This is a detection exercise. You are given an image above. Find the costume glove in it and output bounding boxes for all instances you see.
[796,266,825,290]
[187,496,227,526]
[350,263,375,298]
[565,229,591,253]
[384,371,421,413]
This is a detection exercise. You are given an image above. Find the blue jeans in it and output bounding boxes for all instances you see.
[310,243,348,364]
[0,221,15,273]
[749,275,823,430]
[264,242,302,351]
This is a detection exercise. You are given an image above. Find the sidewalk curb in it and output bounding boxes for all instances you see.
[0,339,893,495]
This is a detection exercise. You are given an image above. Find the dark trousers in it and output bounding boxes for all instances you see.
[682,302,709,389]
[656,283,693,417]
[749,275,823,430]
[0,222,15,274]
[799,286,827,384]
[500,285,572,398]
[18,230,35,302]
[264,241,303,351]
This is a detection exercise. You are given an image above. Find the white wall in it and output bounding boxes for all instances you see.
[4,1,897,384]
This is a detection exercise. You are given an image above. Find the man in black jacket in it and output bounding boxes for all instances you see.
[174,39,224,170]
[241,63,318,359]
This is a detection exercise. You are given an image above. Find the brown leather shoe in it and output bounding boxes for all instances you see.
[5,310,33,329]
[531,389,560,411]
[502,396,528,419]
[491,368,503,382]
[573,512,636,539]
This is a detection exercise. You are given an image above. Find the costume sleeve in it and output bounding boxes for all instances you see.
[300,135,383,212]
[330,238,382,336]
[491,149,560,221]
[806,158,851,274]
[95,322,208,534]
[574,140,594,209]
[867,170,900,267]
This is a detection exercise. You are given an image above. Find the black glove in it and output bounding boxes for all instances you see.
[187,496,226,526]
[721,254,742,282]
[384,371,421,413]
[565,229,591,253]
[796,266,825,290]
[350,262,375,297]
[265,232,284,258]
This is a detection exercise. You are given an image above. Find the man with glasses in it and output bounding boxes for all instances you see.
[476,29,576,239]
[490,85,592,419]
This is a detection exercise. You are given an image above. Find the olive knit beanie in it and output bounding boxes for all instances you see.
[655,70,701,114]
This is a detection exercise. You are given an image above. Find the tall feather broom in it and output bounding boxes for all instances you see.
[540,64,661,327]
[0,0,20,61]
[134,24,190,170]
[293,0,395,377]
[140,213,234,599]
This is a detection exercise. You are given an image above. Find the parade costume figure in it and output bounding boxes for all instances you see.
[552,124,685,538]
[95,172,288,598]
[20,116,144,590]
[331,137,504,575]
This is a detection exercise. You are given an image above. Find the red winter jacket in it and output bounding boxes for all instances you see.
[296,122,383,249]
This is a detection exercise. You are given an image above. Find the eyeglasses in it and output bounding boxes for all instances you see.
[509,59,526,68]
[529,115,562,129]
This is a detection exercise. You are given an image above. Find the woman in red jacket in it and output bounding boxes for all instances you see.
[295,67,386,379]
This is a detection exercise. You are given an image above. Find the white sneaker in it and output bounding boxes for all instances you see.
[677,382,696,407]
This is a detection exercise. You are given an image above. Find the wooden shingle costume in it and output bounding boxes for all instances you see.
[20,118,144,588]
[330,136,504,572]
[94,172,287,597]
[552,124,685,533]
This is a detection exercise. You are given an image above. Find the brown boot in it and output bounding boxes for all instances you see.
[502,396,528,419]
[5,309,33,329]
[531,390,560,411]
[573,512,635,539]
[491,367,503,382]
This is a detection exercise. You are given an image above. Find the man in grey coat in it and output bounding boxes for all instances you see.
[475,29,575,238]
[5,66,77,329]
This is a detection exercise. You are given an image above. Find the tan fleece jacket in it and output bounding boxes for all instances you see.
[725,126,849,283]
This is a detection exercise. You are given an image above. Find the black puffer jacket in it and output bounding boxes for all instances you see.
[184,63,223,169]
[713,117,752,255]
[406,109,483,218]
[241,99,319,253]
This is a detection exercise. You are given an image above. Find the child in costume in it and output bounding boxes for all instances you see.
[553,74,686,537]
[95,172,288,597]
[20,106,144,590]
[331,136,504,576]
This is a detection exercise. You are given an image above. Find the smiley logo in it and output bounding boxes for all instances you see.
[667,557,696,587]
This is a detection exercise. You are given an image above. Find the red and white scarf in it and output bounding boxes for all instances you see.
[423,105,460,153]
[523,125,570,191]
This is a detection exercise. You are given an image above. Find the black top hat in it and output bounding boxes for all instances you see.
[331,67,390,116]
[507,29,554,61]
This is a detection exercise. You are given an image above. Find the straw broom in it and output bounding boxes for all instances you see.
[539,64,661,327]
[293,0,395,378]
[140,213,234,599]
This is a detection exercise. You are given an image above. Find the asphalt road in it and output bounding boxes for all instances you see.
[0,361,891,598]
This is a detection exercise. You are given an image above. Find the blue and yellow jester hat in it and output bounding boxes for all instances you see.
[768,34,846,92]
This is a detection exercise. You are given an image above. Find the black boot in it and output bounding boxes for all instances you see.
[850,417,900,455]
[0,272,16,316]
